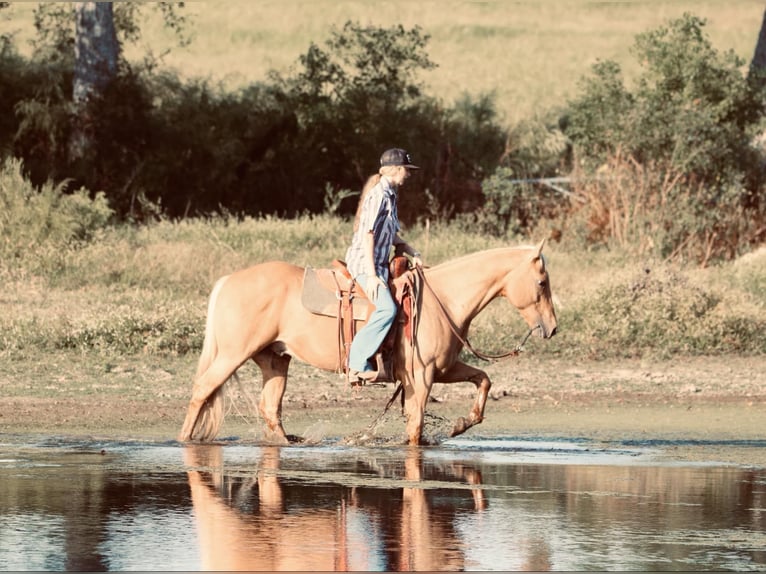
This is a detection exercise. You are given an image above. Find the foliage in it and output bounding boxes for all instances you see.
[474,113,571,237]
[564,14,763,185]
[559,153,765,265]
[5,14,507,222]
[323,183,359,215]
[272,20,436,216]
[2,7,766,267]
[435,93,507,214]
[31,2,190,69]
[0,157,113,276]
[557,266,766,358]
[550,14,766,263]
[475,167,565,237]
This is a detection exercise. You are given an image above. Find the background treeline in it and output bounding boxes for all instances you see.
[1,4,766,265]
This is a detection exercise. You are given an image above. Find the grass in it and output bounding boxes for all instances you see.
[170,0,764,123]
[2,1,763,123]
[2,213,764,362]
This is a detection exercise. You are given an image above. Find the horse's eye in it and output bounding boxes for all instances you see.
[537,279,546,288]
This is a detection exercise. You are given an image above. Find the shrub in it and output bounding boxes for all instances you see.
[0,158,113,273]
[478,166,570,237]
[557,266,766,359]
[565,13,763,184]
[6,17,510,223]
[559,14,766,263]
[559,153,763,265]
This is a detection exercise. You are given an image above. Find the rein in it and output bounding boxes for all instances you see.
[363,263,536,436]
[415,265,537,362]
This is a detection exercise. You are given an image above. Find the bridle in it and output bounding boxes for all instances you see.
[365,263,537,433]
[414,265,539,362]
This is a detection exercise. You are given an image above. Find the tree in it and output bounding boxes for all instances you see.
[565,14,761,184]
[13,2,189,193]
[750,7,766,85]
[279,21,436,182]
[69,2,119,163]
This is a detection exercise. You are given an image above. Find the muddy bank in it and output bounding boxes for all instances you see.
[1,353,764,467]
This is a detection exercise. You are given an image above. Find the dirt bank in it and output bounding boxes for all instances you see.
[1,353,764,467]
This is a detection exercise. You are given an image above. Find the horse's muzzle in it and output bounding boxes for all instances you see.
[538,323,557,339]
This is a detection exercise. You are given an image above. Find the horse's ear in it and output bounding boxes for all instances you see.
[533,238,547,272]
[534,238,547,259]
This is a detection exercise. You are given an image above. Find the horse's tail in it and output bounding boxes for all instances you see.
[191,274,230,441]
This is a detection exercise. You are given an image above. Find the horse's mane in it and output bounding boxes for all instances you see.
[429,245,540,273]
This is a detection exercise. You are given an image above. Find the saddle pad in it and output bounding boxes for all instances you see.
[302,267,370,320]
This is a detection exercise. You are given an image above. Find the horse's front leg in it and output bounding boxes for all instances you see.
[254,349,291,444]
[435,361,491,437]
[402,365,435,445]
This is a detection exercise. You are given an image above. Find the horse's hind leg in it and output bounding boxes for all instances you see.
[253,349,291,444]
[435,361,491,437]
[179,355,243,441]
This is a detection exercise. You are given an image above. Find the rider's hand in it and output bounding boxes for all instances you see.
[365,276,385,301]
[412,255,423,268]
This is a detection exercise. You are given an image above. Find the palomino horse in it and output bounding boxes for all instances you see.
[178,240,557,445]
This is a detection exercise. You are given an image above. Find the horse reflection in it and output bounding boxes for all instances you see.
[184,446,485,571]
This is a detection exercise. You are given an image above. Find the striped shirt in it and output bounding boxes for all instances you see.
[345,176,400,282]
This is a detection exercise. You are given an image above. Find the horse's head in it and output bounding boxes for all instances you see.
[503,239,558,339]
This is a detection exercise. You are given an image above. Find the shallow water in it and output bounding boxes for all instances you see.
[0,436,764,571]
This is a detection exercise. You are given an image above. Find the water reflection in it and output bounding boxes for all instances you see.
[0,439,764,571]
[0,448,198,571]
[185,445,484,570]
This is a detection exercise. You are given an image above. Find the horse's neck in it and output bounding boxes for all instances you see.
[424,248,528,326]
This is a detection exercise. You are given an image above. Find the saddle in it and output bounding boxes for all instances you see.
[301,256,416,383]
[301,260,370,321]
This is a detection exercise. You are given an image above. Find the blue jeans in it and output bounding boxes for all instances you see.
[348,273,397,372]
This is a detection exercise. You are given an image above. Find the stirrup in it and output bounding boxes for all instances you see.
[372,352,394,383]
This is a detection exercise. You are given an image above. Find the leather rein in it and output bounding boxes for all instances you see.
[366,263,536,431]
[414,265,537,362]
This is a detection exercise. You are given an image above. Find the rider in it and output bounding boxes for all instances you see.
[345,148,423,381]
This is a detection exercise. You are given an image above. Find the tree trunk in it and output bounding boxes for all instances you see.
[69,2,119,163]
[750,8,766,85]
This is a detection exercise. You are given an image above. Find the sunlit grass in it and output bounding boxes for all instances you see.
[2,213,764,360]
[162,1,765,123]
[2,1,762,122]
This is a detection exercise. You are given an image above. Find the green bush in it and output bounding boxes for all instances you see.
[556,266,766,359]
[478,166,569,237]
[0,158,113,275]
[5,16,509,223]
[558,14,766,263]
[565,13,762,184]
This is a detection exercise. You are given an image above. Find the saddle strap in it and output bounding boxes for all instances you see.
[331,270,356,370]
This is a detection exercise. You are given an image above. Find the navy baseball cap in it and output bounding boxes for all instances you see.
[380,148,420,169]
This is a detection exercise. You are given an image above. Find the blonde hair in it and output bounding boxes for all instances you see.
[353,166,401,232]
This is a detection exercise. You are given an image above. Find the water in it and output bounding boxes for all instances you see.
[0,436,764,571]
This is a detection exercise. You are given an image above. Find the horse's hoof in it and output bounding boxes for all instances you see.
[261,429,290,445]
[451,417,468,437]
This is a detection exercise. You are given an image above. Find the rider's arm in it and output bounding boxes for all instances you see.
[393,234,423,266]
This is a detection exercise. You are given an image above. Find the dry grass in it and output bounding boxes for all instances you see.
[2,1,762,122]
[154,0,765,123]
